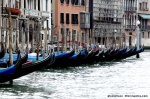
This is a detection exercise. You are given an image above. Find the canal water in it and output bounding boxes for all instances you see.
[0,51,150,99]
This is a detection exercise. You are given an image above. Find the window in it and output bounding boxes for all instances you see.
[72,30,76,41]
[71,14,78,24]
[42,34,44,40]
[80,13,85,24]
[66,0,70,4]
[60,0,64,4]
[71,0,75,5]
[60,13,64,24]
[129,32,132,35]
[66,13,70,24]
[81,0,85,6]
[46,0,48,11]
[74,0,79,5]
[61,28,64,34]
[24,0,26,8]
[66,28,69,35]
[47,20,49,29]
[34,0,36,9]
[82,33,84,42]
[139,1,148,10]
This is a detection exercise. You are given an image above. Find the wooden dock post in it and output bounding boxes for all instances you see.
[44,29,47,52]
[36,20,41,60]
[16,18,19,51]
[8,11,13,65]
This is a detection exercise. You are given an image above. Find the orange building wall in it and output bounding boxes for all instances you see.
[54,0,86,42]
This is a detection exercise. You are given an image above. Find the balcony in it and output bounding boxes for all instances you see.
[139,25,150,31]
[1,7,21,17]
[80,12,90,29]
[124,25,136,30]
[20,9,41,18]
[41,11,50,18]
[125,7,137,13]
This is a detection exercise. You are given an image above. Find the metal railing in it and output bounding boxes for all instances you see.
[124,7,137,12]
[20,9,41,17]
[20,9,50,18]
[139,25,150,31]
[124,25,136,29]
[41,11,50,18]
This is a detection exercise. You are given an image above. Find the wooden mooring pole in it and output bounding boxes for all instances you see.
[8,11,13,65]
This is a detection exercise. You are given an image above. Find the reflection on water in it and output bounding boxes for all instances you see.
[0,52,150,99]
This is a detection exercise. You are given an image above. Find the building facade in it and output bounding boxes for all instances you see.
[124,0,150,48]
[124,0,138,48]
[0,0,51,52]
[138,0,150,48]
[92,0,124,48]
[51,0,89,51]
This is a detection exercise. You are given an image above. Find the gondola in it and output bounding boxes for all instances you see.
[45,49,75,68]
[0,51,23,83]
[94,50,104,62]
[0,51,54,84]
[86,49,99,64]
[11,52,54,81]
[0,51,28,68]
[102,48,113,61]
[77,49,88,65]
[81,49,94,64]
[122,47,137,59]
[65,50,82,67]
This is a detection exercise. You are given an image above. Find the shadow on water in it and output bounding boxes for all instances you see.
[0,83,53,98]
[0,84,46,93]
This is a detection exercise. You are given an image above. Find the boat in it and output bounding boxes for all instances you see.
[45,49,75,68]
[13,52,54,80]
[65,50,82,67]
[81,49,94,64]
[77,49,88,65]
[94,50,104,62]
[0,51,23,83]
[86,49,99,64]
[115,48,127,60]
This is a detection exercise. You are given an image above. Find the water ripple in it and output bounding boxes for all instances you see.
[1,52,150,99]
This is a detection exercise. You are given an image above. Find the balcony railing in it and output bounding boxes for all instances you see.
[41,11,50,18]
[20,9,50,18]
[124,25,136,30]
[20,9,41,18]
[124,7,137,12]
[139,25,150,31]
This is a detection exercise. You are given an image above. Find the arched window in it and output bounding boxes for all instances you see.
[142,32,144,38]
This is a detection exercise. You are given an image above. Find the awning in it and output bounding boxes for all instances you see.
[139,14,150,19]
